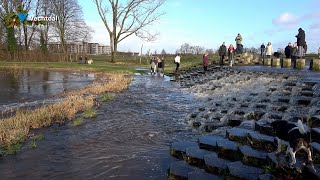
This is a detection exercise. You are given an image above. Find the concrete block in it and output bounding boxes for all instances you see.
[296,59,305,69]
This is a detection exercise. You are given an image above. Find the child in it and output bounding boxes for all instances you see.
[228,44,235,67]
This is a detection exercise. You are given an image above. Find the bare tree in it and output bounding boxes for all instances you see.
[93,0,165,62]
[50,0,92,59]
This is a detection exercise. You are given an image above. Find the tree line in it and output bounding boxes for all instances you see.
[0,0,93,61]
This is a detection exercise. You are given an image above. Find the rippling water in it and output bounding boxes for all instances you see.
[0,75,201,179]
[0,69,95,105]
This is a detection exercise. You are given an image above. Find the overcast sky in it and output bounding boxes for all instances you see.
[79,0,320,53]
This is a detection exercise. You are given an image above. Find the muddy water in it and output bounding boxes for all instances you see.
[0,75,201,179]
[0,69,95,105]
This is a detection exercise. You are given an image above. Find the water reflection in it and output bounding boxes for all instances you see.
[0,69,95,105]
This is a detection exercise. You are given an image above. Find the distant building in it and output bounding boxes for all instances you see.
[48,42,111,55]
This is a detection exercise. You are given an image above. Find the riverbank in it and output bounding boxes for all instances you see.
[0,70,131,155]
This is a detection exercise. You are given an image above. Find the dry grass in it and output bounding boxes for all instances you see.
[0,73,131,151]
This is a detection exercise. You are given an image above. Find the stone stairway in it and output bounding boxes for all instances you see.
[169,124,320,179]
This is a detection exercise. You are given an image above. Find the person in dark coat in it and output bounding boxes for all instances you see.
[303,42,307,57]
[260,43,265,58]
[295,28,306,58]
[284,43,292,58]
[218,42,227,66]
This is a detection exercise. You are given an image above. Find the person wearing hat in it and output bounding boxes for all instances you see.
[295,28,306,58]
[235,33,243,54]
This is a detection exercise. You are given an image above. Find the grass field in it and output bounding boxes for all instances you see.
[0,54,219,74]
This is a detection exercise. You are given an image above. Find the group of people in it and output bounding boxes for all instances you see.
[260,28,308,68]
[216,33,243,68]
[217,42,236,68]
[150,56,165,76]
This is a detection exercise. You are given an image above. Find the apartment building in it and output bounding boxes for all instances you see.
[48,42,111,55]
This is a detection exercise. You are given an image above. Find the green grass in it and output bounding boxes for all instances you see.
[1,132,26,155]
[0,54,214,75]
[28,134,45,150]
[31,134,45,141]
[100,93,114,102]
[72,117,85,126]
[82,107,97,118]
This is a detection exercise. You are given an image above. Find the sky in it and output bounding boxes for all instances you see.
[79,0,320,54]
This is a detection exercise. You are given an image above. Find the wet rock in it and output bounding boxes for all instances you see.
[310,115,320,128]
[204,121,225,132]
[245,111,266,120]
[297,98,312,106]
[255,119,275,136]
[192,120,202,128]
[302,165,320,180]
[278,98,291,104]
[272,106,288,112]
[258,173,277,180]
[312,128,320,144]
[227,161,264,180]
[255,104,268,110]
[226,127,250,144]
[188,170,223,180]
[300,91,314,97]
[185,147,214,167]
[268,114,282,120]
[198,135,224,151]
[190,112,199,119]
[238,120,256,130]
[267,153,305,175]
[216,138,240,160]
[226,115,243,127]
[240,145,268,167]
[204,152,231,175]
[311,142,320,164]
[248,131,276,151]
[170,141,199,160]
[284,81,297,87]
[199,107,206,111]
[168,161,198,180]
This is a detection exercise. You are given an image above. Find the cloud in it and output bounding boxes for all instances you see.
[272,13,299,25]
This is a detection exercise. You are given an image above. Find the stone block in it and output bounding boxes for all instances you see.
[282,58,291,68]
[271,58,281,67]
[296,59,305,69]
[170,141,198,160]
[310,59,320,71]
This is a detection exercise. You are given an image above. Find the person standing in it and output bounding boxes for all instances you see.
[284,43,292,59]
[235,33,243,54]
[218,42,227,66]
[174,54,181,72]
[318,47,320,58]
[295,28,306,58]
[291,42,299,69]
[265,42,273,59]
[228,44,235,67]
[202,53,209,72]
[260,43,265,58]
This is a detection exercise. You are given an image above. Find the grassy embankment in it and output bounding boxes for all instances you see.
[0,54,208,155]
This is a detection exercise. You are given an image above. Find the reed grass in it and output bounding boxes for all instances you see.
[72,118,85,127]
[0,73,131,153]
[82,108,97,119]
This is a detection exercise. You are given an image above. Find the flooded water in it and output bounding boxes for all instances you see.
[0,69,95,105]
[0,74,201,179]
[0,69,95,115]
